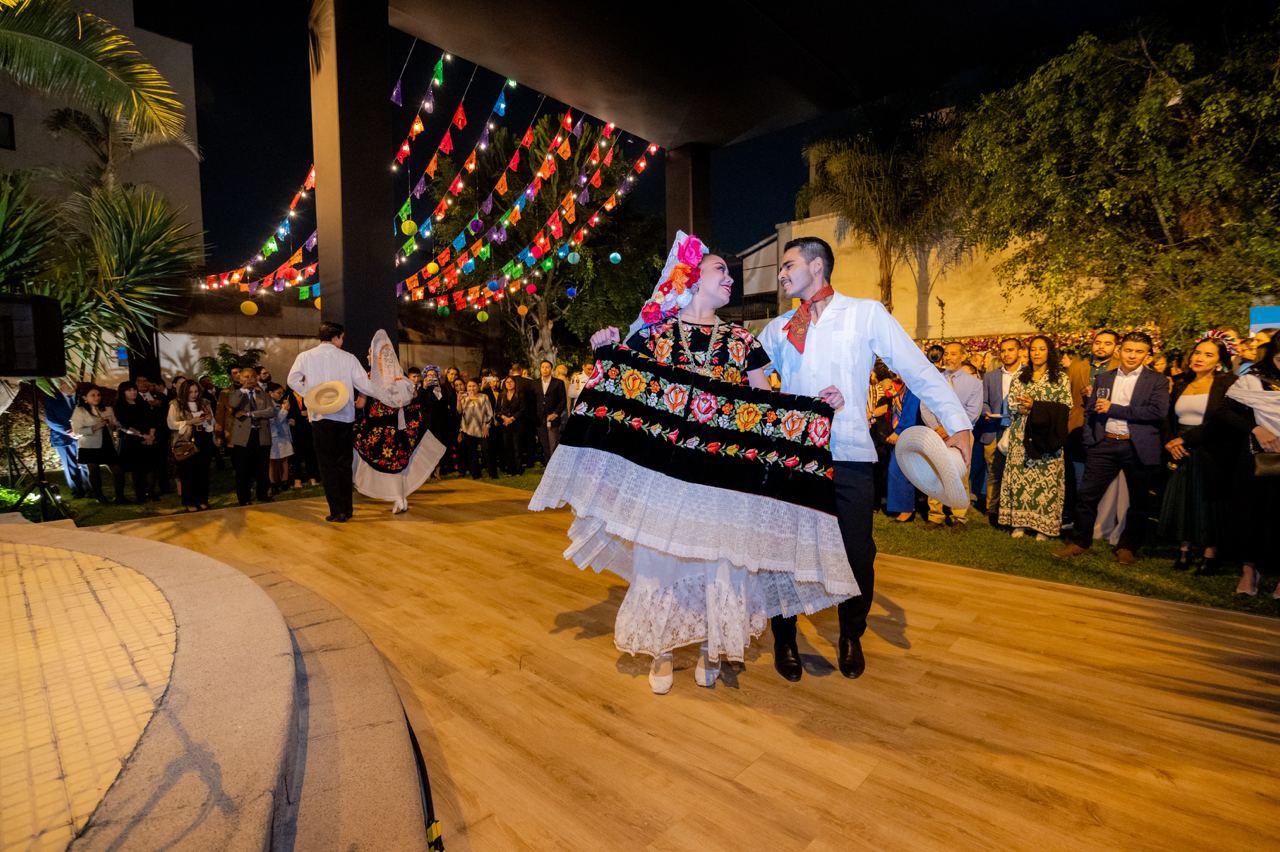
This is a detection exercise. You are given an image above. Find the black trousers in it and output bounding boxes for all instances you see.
[231,431,270,504]
[312,419,354,517]
[1072,439,1159,551]
[772,461,877,644]
[537,419,561,464]
[459,434,486,478]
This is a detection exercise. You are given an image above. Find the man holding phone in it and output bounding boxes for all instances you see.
[1055,331,1170,564]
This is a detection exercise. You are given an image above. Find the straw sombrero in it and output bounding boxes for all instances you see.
[896,425,969,509]
[303,380,349,416]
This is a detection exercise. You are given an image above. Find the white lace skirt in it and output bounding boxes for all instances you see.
[353,431,446,503]
[530,445,857,661]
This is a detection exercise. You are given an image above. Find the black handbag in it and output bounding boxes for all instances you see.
[1252,436,1280,477]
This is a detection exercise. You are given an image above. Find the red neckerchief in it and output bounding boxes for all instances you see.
[784,286,836,353]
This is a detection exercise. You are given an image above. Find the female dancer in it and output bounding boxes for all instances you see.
[533,232,855,694]
[353,330,445,513]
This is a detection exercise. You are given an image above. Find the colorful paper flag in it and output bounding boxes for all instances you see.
[409,115,425,139]
[440,129,454,154]
[463,150,477,173]
[305,230,318,251]
[507,151,520,171]
[263,237,278,256]
[390,80,402,106]
[396,140,411,163]
[603,145,614,167]
[398,199,412,221]
[520,127,534,148]
[304,166,316,190]
[426,153,439,178]
[452,232,466,251]
[449,174,464,196]
[452,104,467,130]
[604,193,617,211]
[412,176,427,199]
[496,173,509,195]
[495,92,507,116]
[481,193,494,215]
[561,110,574,130]
[403,236,417,255]
[432,57,444,85]
[590,170,602,188]
[557,139,572,160]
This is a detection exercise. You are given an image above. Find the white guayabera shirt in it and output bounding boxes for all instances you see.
[759,294,970,463]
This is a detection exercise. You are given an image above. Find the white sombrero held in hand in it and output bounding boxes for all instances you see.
[304,380,350,416]
[896,425,969,509]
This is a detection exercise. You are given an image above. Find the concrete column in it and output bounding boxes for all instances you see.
[309,0,397,360]
[664,143,713,245]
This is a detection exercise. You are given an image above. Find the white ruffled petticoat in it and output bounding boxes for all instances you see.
[530,445,856,662]
[354,431,446,504]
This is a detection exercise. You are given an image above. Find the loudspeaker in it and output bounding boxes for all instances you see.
[0,295,65,377]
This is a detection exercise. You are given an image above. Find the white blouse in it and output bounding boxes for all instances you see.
[1174,392,1208,427]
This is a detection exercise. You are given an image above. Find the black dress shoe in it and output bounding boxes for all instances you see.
[1193,556,1220,576]
[325,514,338,522]
[773,642,803,682]
[838,635,866,679]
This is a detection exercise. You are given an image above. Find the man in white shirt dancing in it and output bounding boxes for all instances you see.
[758,237,973,682]
[287,322,376,522]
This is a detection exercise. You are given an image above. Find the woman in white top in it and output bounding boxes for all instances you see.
[167,378,216,511]
[70,385,123,502]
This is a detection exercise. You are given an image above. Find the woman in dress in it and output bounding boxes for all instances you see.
[167,378,215,511]
[998,335,1071,540]
[352,330,445,514]
[113,381,156,503]
[1158,336,1242,575]
[495,376,526,475]
[538,231,853,694]
[266,383,295,495]
[70,385,124,502]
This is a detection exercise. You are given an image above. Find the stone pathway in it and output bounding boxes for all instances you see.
[0,543,175,851]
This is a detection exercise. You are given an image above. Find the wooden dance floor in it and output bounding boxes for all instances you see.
[113,479,1280,850]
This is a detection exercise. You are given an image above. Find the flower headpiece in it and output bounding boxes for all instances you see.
[1201,329,1239,356]
[629,230,708,335]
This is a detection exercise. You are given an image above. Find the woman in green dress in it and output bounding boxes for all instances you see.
[999,335,1071,539]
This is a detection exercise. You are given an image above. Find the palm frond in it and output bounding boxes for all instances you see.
[0,0,185,137]
[0,170,57,288]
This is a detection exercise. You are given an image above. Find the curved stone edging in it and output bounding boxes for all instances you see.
[0,524,295,851]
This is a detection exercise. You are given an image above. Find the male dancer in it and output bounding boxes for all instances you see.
[758,237,973,681]
[287,322,376,522]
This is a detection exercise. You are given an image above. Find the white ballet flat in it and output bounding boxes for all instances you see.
[694,647,719,688]
[648,652,674,694]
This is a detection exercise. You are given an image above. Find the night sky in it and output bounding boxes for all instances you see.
[132,0,1247,271]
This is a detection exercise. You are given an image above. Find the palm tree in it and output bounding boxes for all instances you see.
[42,107,199,191]
[797,111,966,315]
[0,172,201,385]
[0,0,185,138]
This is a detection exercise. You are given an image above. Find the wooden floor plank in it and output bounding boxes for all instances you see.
[110,479,1280,850]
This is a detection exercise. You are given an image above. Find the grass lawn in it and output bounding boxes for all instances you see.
[5,463,1272,617]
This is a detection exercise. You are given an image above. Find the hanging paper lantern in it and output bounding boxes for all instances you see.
[401,219,417,236]
[437,305,450,316]
[486,280,500,292]
[541,258,554,271]
[239,300,258,316]
[462,259,476,274]
[314,297,322,310]
[609,252,622,265]
[426,262,440,275]
[282,267,300,281]
[469,218,483,234]
[567,251,581,265]
[566,287,578,298]
[525,283,537,294]
[516,304,529,316]
[476,310,489,322]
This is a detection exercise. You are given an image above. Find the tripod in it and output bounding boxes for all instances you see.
[11,382,68,521]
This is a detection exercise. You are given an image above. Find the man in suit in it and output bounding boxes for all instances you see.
[509,363,538,466]
[979,337,1022,525]
[1065,329,1120,527]
[533,359,567,463]
[920,342,983,528]
[42,378,90,496]
[1055,331,1170,564]
[226,367,277,506]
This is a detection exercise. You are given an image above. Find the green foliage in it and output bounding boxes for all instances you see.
[42,107,199,191]
[0,172,201,384]
[0,0,186,138]
[960,23,1280,345]
[197,343,263,388]
[798,110,967,312]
